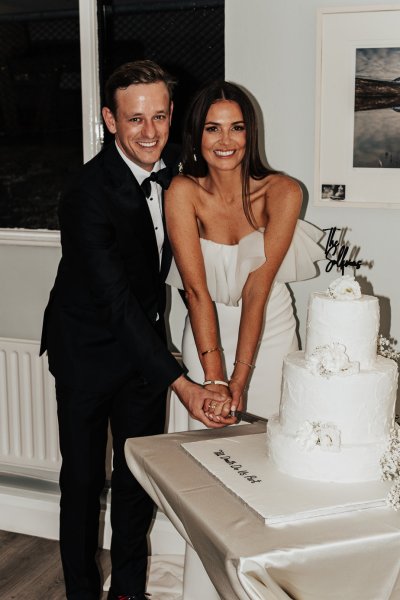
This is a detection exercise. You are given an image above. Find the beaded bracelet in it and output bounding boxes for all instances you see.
[203,380,229,387]
[234,359,255,369]
[200,346,220,356]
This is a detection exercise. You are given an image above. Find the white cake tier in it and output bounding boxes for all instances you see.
[279,352,397,444]
[304,292,379,369]
[267,416,388,482]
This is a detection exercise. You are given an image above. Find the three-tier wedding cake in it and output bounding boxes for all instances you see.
[267,275,399,482]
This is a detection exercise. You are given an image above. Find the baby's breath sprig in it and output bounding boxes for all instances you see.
[387,480,400,511]
[381,424,400,510]
[378,335,400,362]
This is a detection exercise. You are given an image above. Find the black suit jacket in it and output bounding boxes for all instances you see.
[40,142,183,395]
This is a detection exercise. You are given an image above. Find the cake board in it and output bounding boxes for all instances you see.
[181,433,392,524]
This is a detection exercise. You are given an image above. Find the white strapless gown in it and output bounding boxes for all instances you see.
[167,220,325,429]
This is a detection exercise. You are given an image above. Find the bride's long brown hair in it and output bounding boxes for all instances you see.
[181,81,278,228]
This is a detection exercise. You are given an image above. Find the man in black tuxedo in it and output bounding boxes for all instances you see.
[40,60,233,600]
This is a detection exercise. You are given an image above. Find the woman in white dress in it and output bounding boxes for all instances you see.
[165,81,323,427]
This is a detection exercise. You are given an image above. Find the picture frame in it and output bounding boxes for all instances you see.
[314,5,400,208]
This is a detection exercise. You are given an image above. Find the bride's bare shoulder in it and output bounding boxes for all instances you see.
[250,173,302,204]
[265,173,302,200]
[168,173,201,194]
[165,174,203,216]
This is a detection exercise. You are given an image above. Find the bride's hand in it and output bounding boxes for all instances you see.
[228,378,245,416]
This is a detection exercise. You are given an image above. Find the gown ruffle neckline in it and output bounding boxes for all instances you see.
[166,220,325,307]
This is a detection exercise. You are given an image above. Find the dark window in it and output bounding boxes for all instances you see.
[98,0,225,144]
[0,0,82,230]
[0,0,224,230]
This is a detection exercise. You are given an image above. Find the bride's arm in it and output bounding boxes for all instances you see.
[165,176,234,422]
[230,176,302,409]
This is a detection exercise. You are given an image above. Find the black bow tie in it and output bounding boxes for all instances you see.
[141,167,172,198]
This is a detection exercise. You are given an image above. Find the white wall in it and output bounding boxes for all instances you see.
[224,0,400,354]
[0,244,60,340]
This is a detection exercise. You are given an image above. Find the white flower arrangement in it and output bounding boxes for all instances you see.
[380,424,400,510]
[378,335,400,362]
[306,343,360,378]
[386,481,400,511]
[296,420,341,452]
[327,275,361,300]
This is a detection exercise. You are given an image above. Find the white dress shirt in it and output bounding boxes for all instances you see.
[115,142,165,268]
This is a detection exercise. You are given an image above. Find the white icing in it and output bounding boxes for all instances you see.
[279,352,397,444]
[305,292,379,369]
[267,416,388,482]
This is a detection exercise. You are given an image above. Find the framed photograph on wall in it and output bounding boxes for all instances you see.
[314,6,400,208]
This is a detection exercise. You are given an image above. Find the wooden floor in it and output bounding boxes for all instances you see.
[0,530,111,599]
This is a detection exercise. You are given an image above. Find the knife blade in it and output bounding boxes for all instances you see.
[230,410,268,424]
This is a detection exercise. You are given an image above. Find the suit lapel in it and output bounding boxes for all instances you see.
[159,144,181,280]
[102,143,160,274]
[160,207,172,281]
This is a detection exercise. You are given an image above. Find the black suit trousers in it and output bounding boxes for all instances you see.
[56,375,167,600]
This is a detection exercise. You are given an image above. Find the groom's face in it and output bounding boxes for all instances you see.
[102,81,173,172]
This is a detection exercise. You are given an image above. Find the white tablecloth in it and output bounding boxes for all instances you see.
[125,423,400,600]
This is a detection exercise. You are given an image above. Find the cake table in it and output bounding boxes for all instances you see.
[124,423,400,600]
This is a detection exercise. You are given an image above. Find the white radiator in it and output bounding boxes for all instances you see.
[0,338,185,552]
[0,337,60,477]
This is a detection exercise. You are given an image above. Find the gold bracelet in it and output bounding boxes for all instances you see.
[203,380,229,387]
[234,359,255,369]
[200,346,220,356]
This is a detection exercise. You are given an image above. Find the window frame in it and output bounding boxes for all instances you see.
[0,0,102,247]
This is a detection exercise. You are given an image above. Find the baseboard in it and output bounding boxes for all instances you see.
[0,480,185,555]
[0,483,60,540]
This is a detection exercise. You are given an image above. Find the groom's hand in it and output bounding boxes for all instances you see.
[171,375,236,428]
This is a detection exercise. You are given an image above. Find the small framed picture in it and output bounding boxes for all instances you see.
[321,184,346,201]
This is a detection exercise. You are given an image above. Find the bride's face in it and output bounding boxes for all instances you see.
[201,100,246,172]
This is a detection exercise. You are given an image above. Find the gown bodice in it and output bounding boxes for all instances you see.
[166,220,325,307]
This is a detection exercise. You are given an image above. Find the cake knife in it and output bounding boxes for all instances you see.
[230,410,268,424]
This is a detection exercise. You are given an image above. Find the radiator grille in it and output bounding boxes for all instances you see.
[0,338,60,475]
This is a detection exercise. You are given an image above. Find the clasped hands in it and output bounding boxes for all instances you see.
[171,375,244,429]
[203,379,244,426]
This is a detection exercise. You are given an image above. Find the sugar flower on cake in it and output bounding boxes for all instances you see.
[327,275,361,300]
[296,421,341,452]
[319,423,341,451]
[306,343,359,377]
[296,421,320,450]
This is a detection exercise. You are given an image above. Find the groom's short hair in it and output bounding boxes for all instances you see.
[105,59,177,115]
